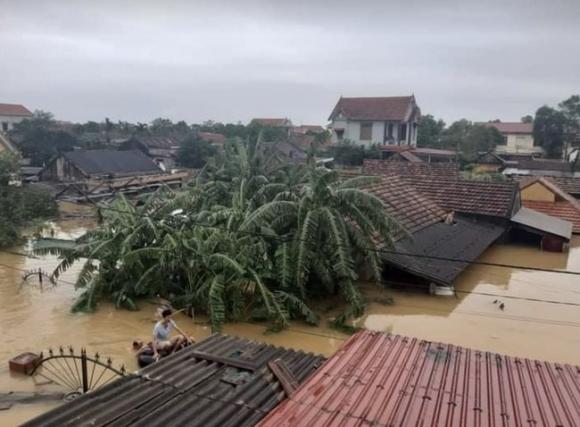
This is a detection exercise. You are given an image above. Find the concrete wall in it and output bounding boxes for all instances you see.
[495,133,542,155]
[330,120,417,147]
[0,115,28,132]
[521,182,556,202]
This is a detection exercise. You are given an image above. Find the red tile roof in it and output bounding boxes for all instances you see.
[329,96,414,121]
[361,175,447,235]
[198,132,226,144]
[0,103,32,117]
[259,330,580,427]
[480,122,533,134]
[523,200,580,233]
[407,176,519,219]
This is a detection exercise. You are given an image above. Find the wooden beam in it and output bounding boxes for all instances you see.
[267,358,299,397]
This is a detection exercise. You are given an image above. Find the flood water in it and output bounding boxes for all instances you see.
[1,211,580,425]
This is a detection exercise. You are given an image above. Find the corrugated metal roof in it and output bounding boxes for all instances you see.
[259,330,580,427]
[512,206,573,240]
[384,217,505,285]
[23,334,324,427]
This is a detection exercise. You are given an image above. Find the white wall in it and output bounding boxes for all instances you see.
[330,119,419,147]
[495,133,542,154]
[0,115,28,132]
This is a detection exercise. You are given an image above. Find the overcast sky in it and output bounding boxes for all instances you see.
[1,0,579,126]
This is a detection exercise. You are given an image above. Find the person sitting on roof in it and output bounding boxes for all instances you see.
[152,308,191,360]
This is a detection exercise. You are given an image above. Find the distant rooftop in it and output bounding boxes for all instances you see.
[251,118,292,127]
[0,103,32,117]
[329,96,416,121]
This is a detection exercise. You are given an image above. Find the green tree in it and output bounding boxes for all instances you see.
[0,152,57,246]
[417,115,446,148]
[442,120,502,162]
[329,140,365,166]
[12,111,78,166]
[177,135,218,168]
[521,115,534,123]
[38,139,398,331]
[534,106,566,157]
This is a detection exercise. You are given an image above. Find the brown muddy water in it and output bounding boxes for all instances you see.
[1,213,580,425]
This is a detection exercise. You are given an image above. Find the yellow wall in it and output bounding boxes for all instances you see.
[521,182,555,202]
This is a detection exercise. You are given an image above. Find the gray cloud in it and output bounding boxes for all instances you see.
[1,0,579,125]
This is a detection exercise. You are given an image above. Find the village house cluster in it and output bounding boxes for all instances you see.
[3,96,580,426]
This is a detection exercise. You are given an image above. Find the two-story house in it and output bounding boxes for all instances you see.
[328,95,421,146]
[479,122,542,155]
[0,103,33,132]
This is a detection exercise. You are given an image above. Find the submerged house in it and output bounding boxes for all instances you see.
[357,160,572,290]
[328,96,420,147]
[40,150,163,182]
[24,334,324,427]
[259,330,580,427]
[479,121,541,155]
[120,136,183,171]
[518,176,580,234]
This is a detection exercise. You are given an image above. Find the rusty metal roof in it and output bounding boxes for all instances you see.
[23,334,324,427]
[258,330,580,427]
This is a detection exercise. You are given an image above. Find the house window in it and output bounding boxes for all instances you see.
[335,129,344,141]
[399,124,407,142]
[499,135,507,145]
[387,123,394,139]
[360,122,373,141]
[1,122,8,132]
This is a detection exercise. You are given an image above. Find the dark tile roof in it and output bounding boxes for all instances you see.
[259,330,580,427]
[24,334,325,427]
[361,175,447,236]
[62,149,162,177]
[328,96,415,121]
[406,176,519,219]
[362,159,459,177]
[129,135,182,149]
[383,218,505,285]
[479,121,533,134]
[0,102,32,117]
